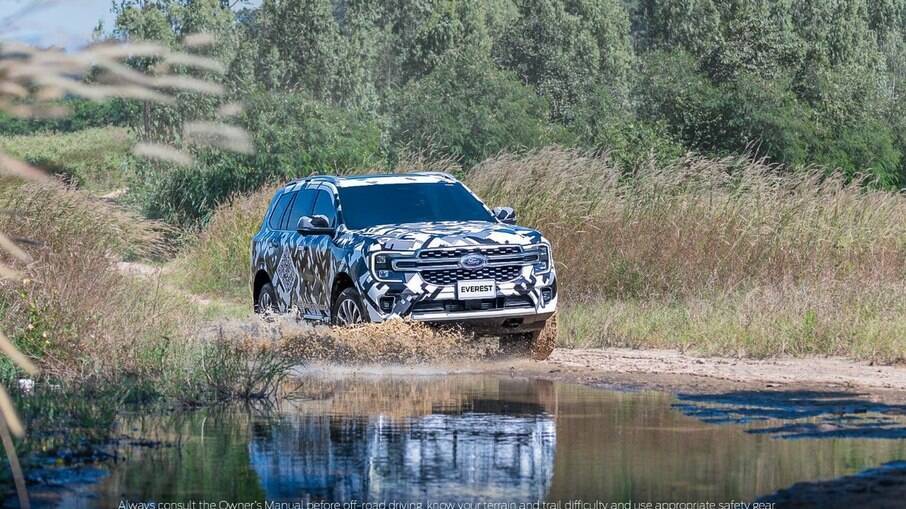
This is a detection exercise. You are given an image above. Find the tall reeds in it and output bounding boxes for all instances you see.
[467,148,906,361]
[468,148,906,299]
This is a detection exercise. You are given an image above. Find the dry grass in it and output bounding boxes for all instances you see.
[467,148,906,362]
[173,186,275,301]
[0,182,188,386]
[0,181,299,404]
[0,180,173,259]
[468,148,906,298]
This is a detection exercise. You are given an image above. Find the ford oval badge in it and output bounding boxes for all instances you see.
[459,253,488,270]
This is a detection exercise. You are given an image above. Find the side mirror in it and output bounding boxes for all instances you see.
[297,215,335,235]
[492,206,517,225]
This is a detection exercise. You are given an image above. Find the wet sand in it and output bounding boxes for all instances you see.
[327,346,905,402]
[503,347,905,403]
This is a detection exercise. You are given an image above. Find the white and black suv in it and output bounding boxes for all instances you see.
[250,173,557,345]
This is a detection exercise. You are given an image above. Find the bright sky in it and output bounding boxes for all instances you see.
[0,0,261,50]
[0,0,115,49]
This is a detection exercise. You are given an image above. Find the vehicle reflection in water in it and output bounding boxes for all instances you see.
[248,377,556,503]
[42,374,906,507]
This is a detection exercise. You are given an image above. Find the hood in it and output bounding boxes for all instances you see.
[355,221,544,251]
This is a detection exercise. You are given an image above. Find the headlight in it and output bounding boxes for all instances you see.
[369,251,414,282]
[533,244,551,274]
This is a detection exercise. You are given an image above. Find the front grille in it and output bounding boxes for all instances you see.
[418,245,522,259]
[422,265,521,285]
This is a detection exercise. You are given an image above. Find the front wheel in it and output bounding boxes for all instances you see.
[527,314,557,360]
[502,314,558,360]
[332,287,368,326]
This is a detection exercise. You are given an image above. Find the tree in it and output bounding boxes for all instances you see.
[496,0,633,121]
[112,0,239,143]
[393,49,552,166]
[255,0,345,100]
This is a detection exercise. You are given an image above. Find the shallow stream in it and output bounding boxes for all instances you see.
[26,374,906,507]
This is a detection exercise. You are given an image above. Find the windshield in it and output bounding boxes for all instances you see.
[338,182,495,229]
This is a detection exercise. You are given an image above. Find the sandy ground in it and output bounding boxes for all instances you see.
[437,346,906,405]
[544,347,906,391]
[292,346,906,402]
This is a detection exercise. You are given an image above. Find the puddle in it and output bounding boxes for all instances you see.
[20,375,906,506]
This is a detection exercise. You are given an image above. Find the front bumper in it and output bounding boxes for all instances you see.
[412,307,555,334]
[360,263,558,332]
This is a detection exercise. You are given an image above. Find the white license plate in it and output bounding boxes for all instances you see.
[456,280,497,300]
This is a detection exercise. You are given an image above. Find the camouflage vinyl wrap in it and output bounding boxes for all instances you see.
[250,174,557,326]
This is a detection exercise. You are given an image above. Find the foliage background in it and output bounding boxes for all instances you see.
[6,0,904,227]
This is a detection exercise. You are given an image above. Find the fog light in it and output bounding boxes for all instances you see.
[379,296,395,312]
[541,287,553,303]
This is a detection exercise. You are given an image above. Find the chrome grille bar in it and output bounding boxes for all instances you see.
[391,245,541,272]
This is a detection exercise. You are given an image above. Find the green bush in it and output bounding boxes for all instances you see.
[0,99,130,136]
[568,88,683,169]
[815,119,902,186]
[133,93,384,227]
[637,50,903,184]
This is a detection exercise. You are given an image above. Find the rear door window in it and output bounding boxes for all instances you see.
[268,192,294,230]
[285,186,318,230]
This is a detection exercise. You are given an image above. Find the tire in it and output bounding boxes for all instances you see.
[502,314,558,360]
[528,314,557,360]
[332,287,368,326]
[255,282,277,315]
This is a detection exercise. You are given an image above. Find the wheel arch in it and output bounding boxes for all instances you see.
[330,272,355,309]
[252,270,271,307]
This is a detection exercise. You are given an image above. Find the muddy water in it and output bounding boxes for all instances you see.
[48,375,906,506]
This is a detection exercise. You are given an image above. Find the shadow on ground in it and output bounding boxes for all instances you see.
[673,390,906,439]
[756,460,906,509]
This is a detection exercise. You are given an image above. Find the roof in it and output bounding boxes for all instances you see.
[284,172,456,190]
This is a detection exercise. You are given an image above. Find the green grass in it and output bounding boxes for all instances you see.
[172,186,273,302]
[0,127,133,194]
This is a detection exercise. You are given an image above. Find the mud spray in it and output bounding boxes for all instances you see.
[196,315,556,365]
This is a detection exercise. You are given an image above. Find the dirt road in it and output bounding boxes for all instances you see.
[297,345,905,403]
[543,347,906,392]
